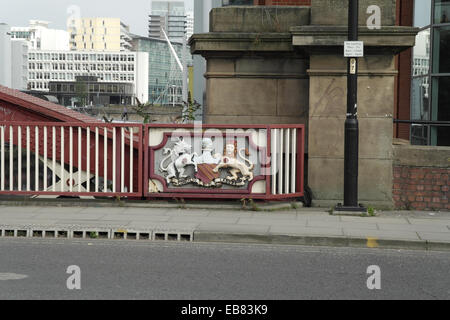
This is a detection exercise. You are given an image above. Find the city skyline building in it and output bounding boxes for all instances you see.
[131,34,191,106]
[11,20,70,51]
[68,17,132,52]
[0,23,12,88]
[27,50,148,105]
[149,1,187,42]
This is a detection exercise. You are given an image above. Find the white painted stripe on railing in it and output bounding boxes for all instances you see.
[292,129,297,194]
[86,127,90,192]
[95,127,99,193]
[44,126,47,190]
[69,127,73,193]
[271,129,277,195]
[130,128,133,193]
[35,126,39,191]
[121,127,125,193]
[60,127,64,193]
[26,126,30,191]
[78,127,81,193]
[112,127,116,193]
[52,127,56,191]
[104,127,107,192]
[278,129,283,195]
[9,126,13,191]
[18,126,21,191]
[285,128,290,194]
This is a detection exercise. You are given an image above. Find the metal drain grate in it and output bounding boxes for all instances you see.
[0,226,193,242]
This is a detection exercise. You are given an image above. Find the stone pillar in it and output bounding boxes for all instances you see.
[190,6,311,125]
[292,0,418,208]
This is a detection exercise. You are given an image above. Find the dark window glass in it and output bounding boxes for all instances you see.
[431,77,450,145]
[434,0,450,24]
[432,26,450,73]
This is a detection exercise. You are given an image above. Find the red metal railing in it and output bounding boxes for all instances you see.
[0,122,304,200]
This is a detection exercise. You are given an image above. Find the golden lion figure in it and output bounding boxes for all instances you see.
[213,142,254,181]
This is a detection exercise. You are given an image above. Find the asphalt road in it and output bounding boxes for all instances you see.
[0,239,449,300]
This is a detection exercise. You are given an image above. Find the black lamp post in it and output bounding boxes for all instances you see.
[335,0,366,213]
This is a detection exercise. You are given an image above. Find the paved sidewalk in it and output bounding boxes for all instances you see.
[0,204,449,251]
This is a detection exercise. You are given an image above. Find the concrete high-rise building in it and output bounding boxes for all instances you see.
[0,23,12,88]
[149,1,187,42]
[68,18,132,52]
[186,11,194,40]
[27,50,148,105]
[11,20,69,51]
[11,40,29,90]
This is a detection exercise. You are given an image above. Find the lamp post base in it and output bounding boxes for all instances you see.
[333,203,368,216]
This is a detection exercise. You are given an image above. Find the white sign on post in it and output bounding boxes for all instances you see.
[344,41,364,57]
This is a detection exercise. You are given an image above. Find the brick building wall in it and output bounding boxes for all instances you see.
[393,146,450,211]
[393,166,450,211]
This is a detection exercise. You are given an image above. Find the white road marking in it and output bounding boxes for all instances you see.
[0,273,28,281]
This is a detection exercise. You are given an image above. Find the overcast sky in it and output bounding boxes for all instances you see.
[0,0,194,37]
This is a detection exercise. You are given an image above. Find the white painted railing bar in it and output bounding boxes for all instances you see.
[86,127,90,192]
[69,127,73,193]
[95,127,99,193]
[121,127,125,193]
[9,126,13,191]
[278,129,283,195]
[112,127,116,193]
[18,126,21,192]
[52,126,56,191]
[271,129,277,195]
[35,126,39,191]
[285,128,290,194]
[26,126,30,191]
[104,127,107,192]
[78,127,81,193]
[130,128,133,193]
[291,129,297,194]
[44,126,47,190]
[60,127,64,193]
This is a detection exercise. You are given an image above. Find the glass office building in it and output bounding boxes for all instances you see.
[411,0,450,146]
[131,36,191,106]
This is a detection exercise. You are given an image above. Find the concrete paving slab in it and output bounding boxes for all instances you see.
[0,213,40,219]
[340,216,410,224]
[408,218,450,226]
[343,229,420,241]
[297,214,341,222]
[52,220,131,226]
[417,232,450,242]
[33,207,85,214]
[127,221,199,230]
[237,218,307,227]
[377,223,450,232]
[249,213,298,220]
[122,208,170,215]
[77,207,126,214]
[307,220,378,230]
[98,215,171,222]
[34,213,106,220]
[207,211,255,218]
[196,223,270,233]
[165,209,210,217]
[168,216,239,224]
[0,206,40,213]
[269,225,344,236]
